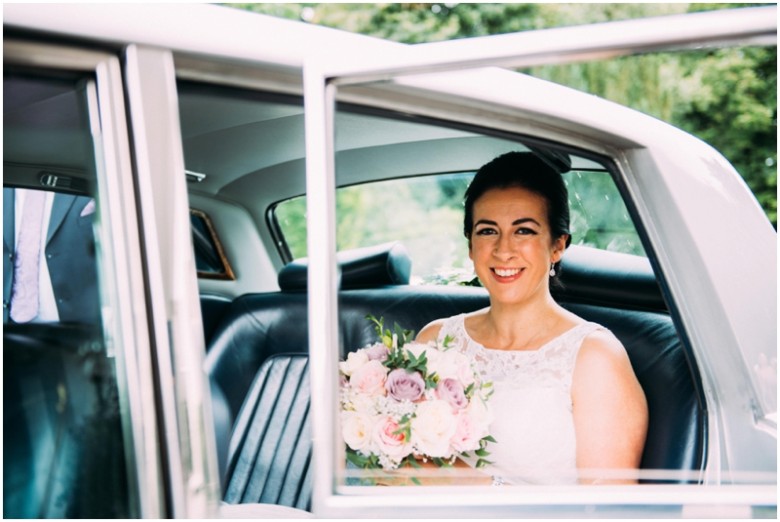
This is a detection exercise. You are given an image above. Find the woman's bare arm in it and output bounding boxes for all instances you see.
[572,330,648,484]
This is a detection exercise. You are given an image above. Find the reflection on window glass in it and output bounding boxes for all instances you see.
[4,71,132,517]
[565,169,646,256]
[274,164,645,284]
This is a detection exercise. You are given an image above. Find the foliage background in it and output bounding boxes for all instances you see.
[231,2,777,226]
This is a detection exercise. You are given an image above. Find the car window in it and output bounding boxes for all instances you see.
[4,70,133,517]
[273,157,645,284]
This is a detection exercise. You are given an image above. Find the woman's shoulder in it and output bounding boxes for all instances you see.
[574,326,634,380]
[416,309,489,344]
[415,318,447,344]
[416,315,461,344]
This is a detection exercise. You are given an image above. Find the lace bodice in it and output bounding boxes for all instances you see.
[438,314,604,484]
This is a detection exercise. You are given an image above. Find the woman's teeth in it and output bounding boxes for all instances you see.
[494,268,521,277]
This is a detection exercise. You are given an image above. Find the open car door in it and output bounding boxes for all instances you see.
[303,6,777,518]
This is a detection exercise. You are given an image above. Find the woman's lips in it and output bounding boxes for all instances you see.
[491,267,524,282]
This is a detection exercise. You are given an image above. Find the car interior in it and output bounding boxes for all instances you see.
[4,66,707,515]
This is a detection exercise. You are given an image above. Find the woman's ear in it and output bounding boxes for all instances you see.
[552,234,569,263]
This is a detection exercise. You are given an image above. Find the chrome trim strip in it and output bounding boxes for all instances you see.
[185,169,207,183]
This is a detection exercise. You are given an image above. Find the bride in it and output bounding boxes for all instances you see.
[416,151,648,485]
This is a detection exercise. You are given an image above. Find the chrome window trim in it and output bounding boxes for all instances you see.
[4,40,165,517]
[123,44,221,518]
[303,7,777,517]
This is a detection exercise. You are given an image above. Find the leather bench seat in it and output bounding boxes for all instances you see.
[205,242,706,510]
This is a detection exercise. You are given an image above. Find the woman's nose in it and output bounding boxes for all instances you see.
[493,234,515,259]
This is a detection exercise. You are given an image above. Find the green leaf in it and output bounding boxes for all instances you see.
[475,458,494,469]
[346,449,370,468]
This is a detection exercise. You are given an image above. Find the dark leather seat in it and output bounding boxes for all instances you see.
[200,293,232,348]
[206,242,705,510]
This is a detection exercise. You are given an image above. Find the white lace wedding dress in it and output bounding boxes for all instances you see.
[437,314,604,485]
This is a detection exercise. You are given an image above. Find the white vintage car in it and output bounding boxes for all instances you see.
[3,4,776,518]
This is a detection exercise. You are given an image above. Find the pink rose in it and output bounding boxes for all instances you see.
[373,416,412,462]
[350,360,388,397]
[450,411,482,453]
[385,368,425,402]
[436,378,468,410]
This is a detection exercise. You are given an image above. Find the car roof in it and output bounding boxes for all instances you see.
[3,4,399,69]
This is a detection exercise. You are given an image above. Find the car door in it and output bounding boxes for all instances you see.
[302,6,777,517]
[3,35,221,520]
[2,41,169,518]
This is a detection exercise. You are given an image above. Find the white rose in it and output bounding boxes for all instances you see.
[403,341,429,361]
[429,350,475,386]
[342,411,376,453]
[349,359,388,397]
[339,350,369,376]
[349,390,377,415]
[411,400,458,458]
[464,397,493,438]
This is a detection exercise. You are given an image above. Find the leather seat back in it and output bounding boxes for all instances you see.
[222,354,312,510]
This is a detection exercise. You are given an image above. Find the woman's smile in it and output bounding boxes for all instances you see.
[491,267,525,281]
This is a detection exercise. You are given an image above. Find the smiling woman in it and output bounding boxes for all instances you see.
[416,152,648,484]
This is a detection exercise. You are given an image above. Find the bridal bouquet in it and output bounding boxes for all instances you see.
[339,315,495,472]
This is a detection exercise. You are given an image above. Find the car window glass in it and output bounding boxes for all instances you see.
[273,158,645,284]
[3,71,132,518]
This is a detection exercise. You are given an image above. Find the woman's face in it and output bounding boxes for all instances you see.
[468,186,567,305]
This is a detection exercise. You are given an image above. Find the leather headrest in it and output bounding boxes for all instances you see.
[278,242,412,291]
[556,245,666,311]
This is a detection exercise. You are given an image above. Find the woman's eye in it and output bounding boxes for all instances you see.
[475,228,496,236]
[516,227,537,235]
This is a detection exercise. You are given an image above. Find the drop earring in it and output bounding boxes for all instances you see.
[549,264,556,277]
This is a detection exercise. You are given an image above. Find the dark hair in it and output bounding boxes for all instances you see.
[463,151,572,276]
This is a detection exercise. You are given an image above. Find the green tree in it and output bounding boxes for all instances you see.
[674,46,777,224]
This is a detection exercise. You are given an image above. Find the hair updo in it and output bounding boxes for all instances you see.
[463,151,572,277]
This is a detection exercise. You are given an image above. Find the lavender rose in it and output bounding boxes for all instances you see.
[385,368,426,402]
[436,378,468,410]
[364,343,390,362]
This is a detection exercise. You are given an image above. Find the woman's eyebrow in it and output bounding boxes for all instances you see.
[475,218,541,227]
[513,218,541,226]
[474,219,498,227]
